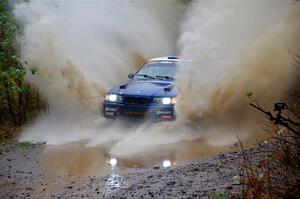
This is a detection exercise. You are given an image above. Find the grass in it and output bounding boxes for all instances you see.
[209,191,231,199]
[16,141,33,148]
[0,141,33,148]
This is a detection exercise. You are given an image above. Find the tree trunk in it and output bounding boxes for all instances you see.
[5,88,16,125]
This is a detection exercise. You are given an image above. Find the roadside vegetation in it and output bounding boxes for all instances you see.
[241,51,300,198]
[0,140,33,148]
[241,116,300,198]
[0,0,46,143]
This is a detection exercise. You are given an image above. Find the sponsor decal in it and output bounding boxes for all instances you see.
[156,110,172,115]
[105,107,116,112]
[105,112,114,116]
[161,115,172,119]
[123,112,145,115]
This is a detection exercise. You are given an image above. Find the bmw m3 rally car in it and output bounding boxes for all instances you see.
[102,56,181,121]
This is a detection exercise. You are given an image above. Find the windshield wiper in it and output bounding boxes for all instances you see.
[155,75,174,80]
[136,74,155,80]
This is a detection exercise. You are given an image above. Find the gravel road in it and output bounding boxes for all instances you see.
[0,142,268,199]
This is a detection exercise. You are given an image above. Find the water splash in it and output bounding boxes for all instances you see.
[14,0,300,156]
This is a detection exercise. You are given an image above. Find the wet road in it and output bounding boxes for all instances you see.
[0,131,269,198]
[40,129,268,178]
[0,141,270,198]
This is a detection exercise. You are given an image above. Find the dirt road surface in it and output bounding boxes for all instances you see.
[0,142,269,199]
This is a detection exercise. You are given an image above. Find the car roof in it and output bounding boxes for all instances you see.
[147,56,191,63]
[148,56,179,62]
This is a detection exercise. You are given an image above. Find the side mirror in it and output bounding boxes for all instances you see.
[128,72,135,79]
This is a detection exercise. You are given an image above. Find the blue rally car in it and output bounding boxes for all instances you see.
[102,56,180,121]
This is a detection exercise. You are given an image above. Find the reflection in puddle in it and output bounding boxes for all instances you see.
[109,157,117,168]
[106,174,122,189]
[162,159,172,168]
[40,133,267,178]
[40,138,223,177]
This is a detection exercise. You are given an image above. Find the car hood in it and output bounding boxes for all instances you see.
[110,80,176,97]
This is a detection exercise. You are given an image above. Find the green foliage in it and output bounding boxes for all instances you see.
[0,141,33,148]
[245,91,253,97]
[0,142,7,148]
[0,0,44,131]
[210,191,231,199]
[17,141,33,148]
[29,67,38,75]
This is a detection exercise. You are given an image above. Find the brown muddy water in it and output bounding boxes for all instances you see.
[40,130,268,178]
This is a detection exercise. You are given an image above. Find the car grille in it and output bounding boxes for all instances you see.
[123,96,150,105]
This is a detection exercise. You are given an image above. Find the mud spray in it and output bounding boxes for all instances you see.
[176,1,300,146]
[14,0,300,171]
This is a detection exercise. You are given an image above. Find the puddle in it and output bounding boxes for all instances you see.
[40,130,268,178]
[40,140,177,177]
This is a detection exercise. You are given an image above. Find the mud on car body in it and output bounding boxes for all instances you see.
[102,56,181,121]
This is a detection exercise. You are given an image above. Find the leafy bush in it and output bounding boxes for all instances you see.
[0,0,46,142]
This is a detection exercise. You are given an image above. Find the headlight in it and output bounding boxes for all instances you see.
[105,94,122,102]
[162,97,171,104]
[153,97,176,105]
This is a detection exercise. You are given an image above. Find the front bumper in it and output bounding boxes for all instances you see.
[102,101,175,121]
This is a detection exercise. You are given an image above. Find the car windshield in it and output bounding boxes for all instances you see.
[135,61,177,81]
